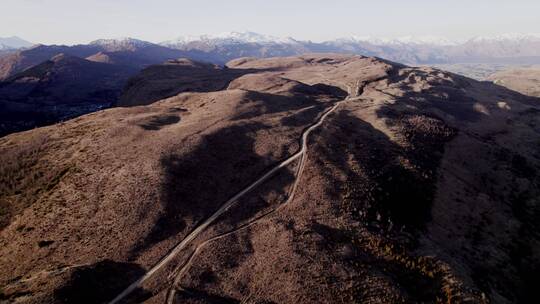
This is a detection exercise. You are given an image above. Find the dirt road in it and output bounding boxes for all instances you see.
[109,82,359,304]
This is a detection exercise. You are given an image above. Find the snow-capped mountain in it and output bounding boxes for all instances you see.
[333,33,540,47]
[159,31,308,63]
[209,31,297,44]
[467,33,540,43]
[0,36,34,49]
[161,31,298,48]
[4,32,540,79]
[340,35,460,46]
[90,37,155,51]
[391,36,461,46]
[448,33,540,61]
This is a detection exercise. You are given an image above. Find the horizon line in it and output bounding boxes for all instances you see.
[3,31,540,47]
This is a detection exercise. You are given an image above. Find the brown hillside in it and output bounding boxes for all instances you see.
[0,54,539,304]
[488,67,540,97]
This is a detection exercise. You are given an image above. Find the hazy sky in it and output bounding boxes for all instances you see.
[1,0,540,45]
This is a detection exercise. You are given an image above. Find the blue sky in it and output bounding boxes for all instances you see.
[2,0,540,44]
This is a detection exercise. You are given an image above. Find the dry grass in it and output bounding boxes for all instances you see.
[0,135,48,195]
[0,134,71,229]
[351,234,487,304]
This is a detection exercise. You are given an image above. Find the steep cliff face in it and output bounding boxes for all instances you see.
[0,54,538,304]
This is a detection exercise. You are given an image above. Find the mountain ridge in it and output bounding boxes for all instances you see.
[159,31,540,65]
[2,32,540,136]
[162,31,540,46]
[0,36,34,50]
[4,32,540,76]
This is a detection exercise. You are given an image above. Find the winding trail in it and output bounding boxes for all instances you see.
[164,84,358,303]
[109,80,360,304]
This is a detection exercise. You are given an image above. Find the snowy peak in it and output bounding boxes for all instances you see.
[390,36,461,46]
[89,37,155,51]
[338,35,460,46]
[467,33,540,43]
[162,32,540,47]
[330,33,540,47]
[0,36,34,49]
[210,31,296,44]
[161,31,297,47]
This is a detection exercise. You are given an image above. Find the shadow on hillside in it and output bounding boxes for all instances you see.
[308,222,445,302]
[232,84,346,121]
[174,287,240,304]
[212,161,296,232]
[233,91,324,121]
[294,107,458,301]
[371,76,540,303]
[128,121,273,258]
[54,260,151,304]
[315,108,455,232]
[138,114,181,130]
[128,82,347,258]
[120,66,280,106]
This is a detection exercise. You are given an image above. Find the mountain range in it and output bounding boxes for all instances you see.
[2,32,540,137]
[0,38,195,80]
[160,31,540,64]
[3,32,540,71]
[0,38,192,136]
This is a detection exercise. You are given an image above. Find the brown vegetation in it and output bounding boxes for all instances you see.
[0,54,539,303]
